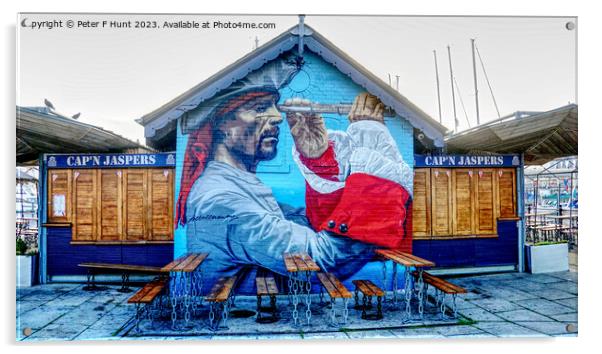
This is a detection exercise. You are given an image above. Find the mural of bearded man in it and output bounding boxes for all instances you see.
[175,54,413,291]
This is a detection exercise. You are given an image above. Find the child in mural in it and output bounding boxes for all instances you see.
[175,55,413,289]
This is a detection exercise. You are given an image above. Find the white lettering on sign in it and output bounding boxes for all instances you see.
[64,154,159,167]
[423,155,506,167]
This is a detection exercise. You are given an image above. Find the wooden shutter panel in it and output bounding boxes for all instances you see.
[431,168,452,236]
[47,169,71,223]
[452,169,475,235]
[147,169,174,241]
[497,168,517,218]
[123,170,147,241]
[72,170,97,241]
[475,169,497,234]
[98,170,123,241]
[412,169,431,238]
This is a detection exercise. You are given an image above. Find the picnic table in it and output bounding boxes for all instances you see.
[160,253,208,328]
[283,252,320,326]
[375,249,434,321]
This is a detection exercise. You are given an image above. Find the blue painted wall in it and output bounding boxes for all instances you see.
[174,51,415,259]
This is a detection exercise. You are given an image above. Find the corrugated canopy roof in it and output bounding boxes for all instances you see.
[17,106,149,165]
[137,22,448,149]
[445,104,577,165]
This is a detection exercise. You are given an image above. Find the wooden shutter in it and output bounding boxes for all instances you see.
[47,169,71,223]
[97,170,123,241]
[72,170,97,241]
[147,169,174,241]
[123,169,147,241]
[475,169,497,234]
[452,169,475,235]
[412,169,431,238]
[431,168,452,236]
[497,168,517,218]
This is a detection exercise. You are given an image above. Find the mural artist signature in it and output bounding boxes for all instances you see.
[188,214,239,223]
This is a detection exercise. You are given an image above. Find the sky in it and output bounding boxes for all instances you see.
[17,14,576,144]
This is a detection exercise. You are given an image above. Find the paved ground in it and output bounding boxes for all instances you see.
[16,270,577,341]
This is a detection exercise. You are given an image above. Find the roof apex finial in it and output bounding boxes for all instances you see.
[297,15,306,56]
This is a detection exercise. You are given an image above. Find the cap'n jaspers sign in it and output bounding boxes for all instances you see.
[44,153,176,168]
[414,154,520,168]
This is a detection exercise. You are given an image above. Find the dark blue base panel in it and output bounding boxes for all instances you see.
[46,220,518,278]
[46,227,173,277]
[412,220,519,268]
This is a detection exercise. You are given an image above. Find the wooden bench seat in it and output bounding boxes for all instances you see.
[317,272,351,325]
[78,262,163,292]
[416,271,467,294]
[255,276,279,323]
[127,277,168,332]
[412,271,466,318]
[128,278,168,304]
[352,280,384,320]
[206,275,239,330]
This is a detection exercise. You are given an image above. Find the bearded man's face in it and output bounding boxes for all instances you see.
[218,94,282,164]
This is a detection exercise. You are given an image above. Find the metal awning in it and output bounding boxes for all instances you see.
[17,106,149,165]
[445,104,577,165]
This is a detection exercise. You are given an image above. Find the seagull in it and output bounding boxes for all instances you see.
[72,113,81,120]
[44,99,55,110]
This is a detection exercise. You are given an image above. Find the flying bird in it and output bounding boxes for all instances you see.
[44,99,55,110]
[72,113,81,120]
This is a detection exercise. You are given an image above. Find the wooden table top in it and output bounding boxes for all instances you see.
[160,253,209,273]
[375,249,435,268]
[283,252,320,273]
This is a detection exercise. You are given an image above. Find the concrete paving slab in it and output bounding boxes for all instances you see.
[495,309,552,322]
[303,331,349,340]
[16,299,46,315]
[537,289,576,301]
[161,335,214,340]
[73,328,122,340]
[434,325,485,336]
[457,307,504,322]
[473,321,547,337]
[547,281,578,295]
[547,271,578,283]
[390,326,445,338]
[528,274,567,284]
[553,297,577,310]
[346,329,397,339]
[469,298,523,313]
[23,323,88,341]
[255,333,304,340]
[446,332,496,338]
[514,321,577,335]
[17,307,70,330]
[518,298,573,316]
[549,312,578,322]
[479,287,539,301]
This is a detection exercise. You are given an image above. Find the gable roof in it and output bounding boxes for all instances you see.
[137,22,448,148]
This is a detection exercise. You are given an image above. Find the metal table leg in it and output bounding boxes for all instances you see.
[289,273,299,326]
[416,269,425,319]
[304,271,312,326]
[403,266,412,322]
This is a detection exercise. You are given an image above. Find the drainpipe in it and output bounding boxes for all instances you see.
[517,153,526,272]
